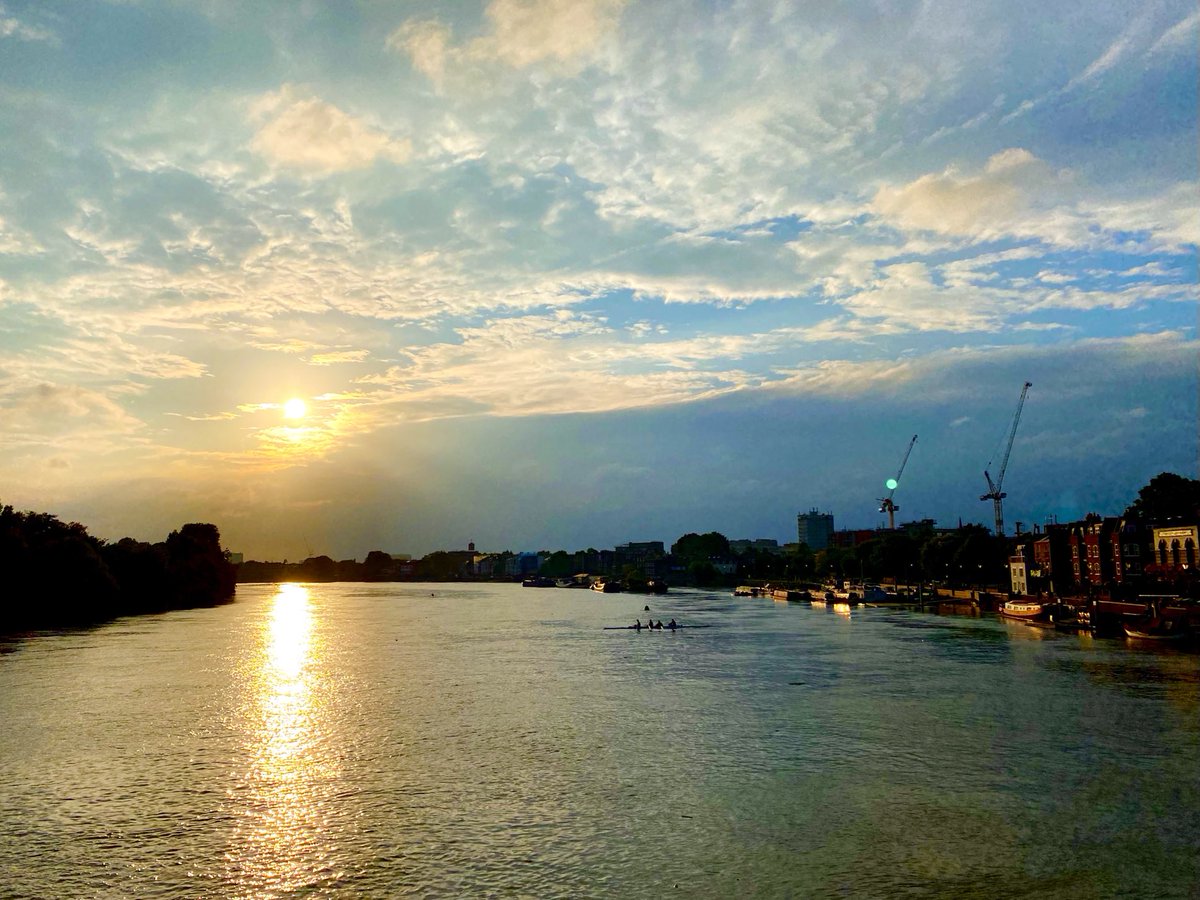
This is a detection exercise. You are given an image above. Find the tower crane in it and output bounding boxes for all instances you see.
[980,381,1032,537]
[879,434,918,530]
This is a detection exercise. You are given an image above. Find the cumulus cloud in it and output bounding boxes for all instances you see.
[872,148,1064,241]
[249,86,412,172]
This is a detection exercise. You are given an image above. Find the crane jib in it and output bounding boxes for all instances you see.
[981,382,1031,536]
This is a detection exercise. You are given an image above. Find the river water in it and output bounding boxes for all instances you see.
[0,583,1197,898]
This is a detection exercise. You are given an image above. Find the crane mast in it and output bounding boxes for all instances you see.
[879,434,918,530]
[981,382,1032,536]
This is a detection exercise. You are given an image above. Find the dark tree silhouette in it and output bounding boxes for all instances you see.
[671,532,730,562]
[0,505,235,631]
[1124,472,1200,524]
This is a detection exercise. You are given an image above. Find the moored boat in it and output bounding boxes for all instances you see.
[590,579,622,593]
[522,576,555,588]
[1123,616,1191,641]
[1054,607,1092,633]
[999,599,1051,625]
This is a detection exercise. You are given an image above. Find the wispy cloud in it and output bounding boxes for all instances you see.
[0,8,56,44]
[389,0,627,87]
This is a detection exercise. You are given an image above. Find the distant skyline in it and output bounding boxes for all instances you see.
[0,1,1195,560]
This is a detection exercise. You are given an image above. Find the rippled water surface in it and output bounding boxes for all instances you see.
[1,583,1198,898]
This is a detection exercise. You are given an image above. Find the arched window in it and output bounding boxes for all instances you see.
[1159,540,1168,566]
[1171,539,1181,568]
[1187,538,1196,568]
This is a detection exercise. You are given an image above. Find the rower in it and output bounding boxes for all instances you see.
[634,619,643,631]
[667,618,677,630]
[654,620,664,630]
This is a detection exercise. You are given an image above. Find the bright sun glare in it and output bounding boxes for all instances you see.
[283,398,307,419]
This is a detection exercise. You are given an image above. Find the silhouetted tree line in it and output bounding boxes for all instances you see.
[0,505,236,630]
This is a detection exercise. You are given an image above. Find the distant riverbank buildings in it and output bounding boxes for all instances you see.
[1010,516,1198,598]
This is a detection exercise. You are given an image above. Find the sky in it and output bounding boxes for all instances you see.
[0,0,1196,560]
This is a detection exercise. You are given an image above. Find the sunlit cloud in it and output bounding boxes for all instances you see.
[390,0,626,86]
[249,86,412,173]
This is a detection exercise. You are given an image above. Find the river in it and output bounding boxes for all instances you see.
[1,583,1197,898]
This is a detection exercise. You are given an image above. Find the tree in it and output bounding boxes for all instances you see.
[165,523,236,607]
[363,550,394,580]
[300,555,337,581]
[687,560,720,586]
[103,538,170,614]
[539,550,573,578]
[671,532,730,562]
[814,546,851,581]
[1124,472,1200,525]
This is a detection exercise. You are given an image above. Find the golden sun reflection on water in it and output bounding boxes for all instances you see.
[226,583,340,895]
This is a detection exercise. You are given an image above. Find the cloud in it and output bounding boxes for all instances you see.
[308,349,371,366]
[390,0,626,84]
[766,331,1198,402]
[249,86,412,172]
[836,261,1010,333]
[388,19,454,87]
[0,10,55,43]
[872,148,1060,240]
[1062,17,1150,92]
[872,151,1197,252]
[1146,10,1200,56]
[0,381,143,447]
[475,0,626,69]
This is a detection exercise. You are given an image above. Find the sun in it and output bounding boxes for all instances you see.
[283,398,307,419]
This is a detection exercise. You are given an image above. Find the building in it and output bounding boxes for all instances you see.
[1109,518,1149,586]
[506,552,543,576]
[830,529,878,549]
[797,509,834,551]
[615,541,665,564]
[1083,516,1118,588]
[1152,524,1199,572]
[729,539,781,555]
[1009,548,1028,595]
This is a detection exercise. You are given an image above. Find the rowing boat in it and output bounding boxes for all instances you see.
[602,624,713,630]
